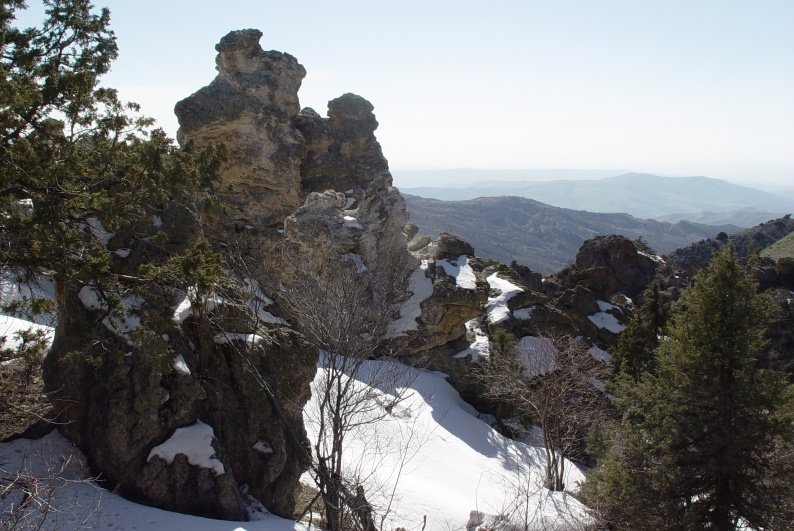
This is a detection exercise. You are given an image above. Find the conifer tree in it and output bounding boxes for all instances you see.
[611,280,666,381]
[0,0,220,310]
[584,247,794,530]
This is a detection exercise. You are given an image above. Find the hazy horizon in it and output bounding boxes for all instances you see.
[15,1,794,188]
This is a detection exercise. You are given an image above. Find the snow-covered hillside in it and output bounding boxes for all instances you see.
[1,275,592,530]
[1,352,591,530]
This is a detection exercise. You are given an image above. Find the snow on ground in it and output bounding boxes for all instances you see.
[588,344,610,363]
[0,349,591,531]
[85,216,114,247]
[596,300,616,312]
[0,432,306,530]
[516,336,558,376]
[513,306,534,320]
[172,353,191,375]
[0,314,54,352]
[587,311,625,333]
[147,421,225,475]
[387,261,433,337]
[486,273,523,324]
[453,317,490,361]
[0,272,57,326]
[436,255,476,290]
[303,357,591,530]
[77,285,144,339]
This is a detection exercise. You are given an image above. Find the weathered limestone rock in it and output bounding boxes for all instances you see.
[175,29,307,249]
[289,94,413,283]
[138,452,245,520]
[418,267,488,350]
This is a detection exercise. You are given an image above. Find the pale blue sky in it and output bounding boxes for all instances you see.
[15,1,794,187]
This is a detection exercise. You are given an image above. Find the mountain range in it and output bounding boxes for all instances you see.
[398,172,793,228]
[404,194,738,274]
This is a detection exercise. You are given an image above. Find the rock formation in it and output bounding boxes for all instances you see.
[44,28,417,521]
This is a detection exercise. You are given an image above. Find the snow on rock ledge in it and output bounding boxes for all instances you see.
[453,318,490,361]
[587,311,625,334]
[387,260,433,337]
[486,273,523,324]
[436,255,477,290]
[148,421,225,476]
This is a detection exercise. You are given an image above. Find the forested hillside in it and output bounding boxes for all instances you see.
[405,194,737,274]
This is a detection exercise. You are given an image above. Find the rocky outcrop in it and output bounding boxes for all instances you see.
[572,235,658,301]
[44,237,317,520]
[416,259,488,350]
[176,29,306,237]
[42,27,426,523]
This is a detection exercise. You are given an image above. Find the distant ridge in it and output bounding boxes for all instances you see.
[404,194,739,274]
[400,172,794,226]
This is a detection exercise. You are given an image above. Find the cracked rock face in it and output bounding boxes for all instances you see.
[175,29,307,242]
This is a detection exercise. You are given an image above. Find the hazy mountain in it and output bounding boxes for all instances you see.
[400,172,794,222]
[654,207,784,228]
[404,194,739,274]
[392,168,626,188]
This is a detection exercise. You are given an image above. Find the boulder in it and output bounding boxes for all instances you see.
[574,235,657,300]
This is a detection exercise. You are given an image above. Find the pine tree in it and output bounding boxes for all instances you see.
[584,247,794,530]
[611,280,666,381]
[1,0,220,306]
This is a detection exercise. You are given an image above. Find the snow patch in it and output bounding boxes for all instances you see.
[303,357,591,530]
[588,344,610,363]
[588,312,625,333]
[343,215,363,229]
[596,300,616,312]
[253,440,274,454]
[85,217,114,247]
[0,272,56,326]
[513,306,535,320]
[78,285,143,339]
[113,248,131,258]
[436,255,476,290]
[152,214,163,228]
[386,261,433,337]
[0,432,306,529]
[77,285,104,310]
[148,421,225,475]
[638,250,665,264]
[486,273,523,324]
[172,354,191,375]
[172,289,193,324]
[0,314,54,352]
[516,336,558,376]
[453,318,490,361]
